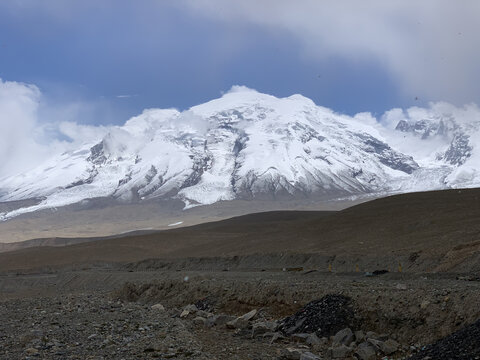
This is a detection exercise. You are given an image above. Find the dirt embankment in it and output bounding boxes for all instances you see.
[1,269,480,359]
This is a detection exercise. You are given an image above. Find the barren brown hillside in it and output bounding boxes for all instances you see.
[1,188,479,272]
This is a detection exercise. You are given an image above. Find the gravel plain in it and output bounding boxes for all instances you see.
[1,268,480,359]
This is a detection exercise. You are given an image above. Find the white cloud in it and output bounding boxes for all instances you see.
[57,121,109,145]
[0,79,109,179]
[226,85,258,94]
[116,94,138,99]
[0,79,48,178]
[180,0,480,103]
[381,108,406,130]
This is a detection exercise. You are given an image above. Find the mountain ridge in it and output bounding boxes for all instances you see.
[1,87,479,220]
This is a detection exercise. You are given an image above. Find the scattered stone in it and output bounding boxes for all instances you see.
[421,300,431,310]
[291,333,310,343]
[379,338,400,355]
[207,314,235,327]
[151,303,165,311]
[193,316,207,326]
[332,327,354,346]
[366,331,388,341]
[355,330,365,343]
[25,348,39,355]
[183,304,198,313]
[180,304,198,318]
[239,309,258,321]
[180,309,190,318]
[396,283,408,290]
[305,333,322,346]
[252,321,277,337]
[355,342,377,360]
[196,309,212,318]
[328,344,352,358]
[279,347,303,360]
[226,317,249,330]
[367,338,382,351]
[265,331,285,343]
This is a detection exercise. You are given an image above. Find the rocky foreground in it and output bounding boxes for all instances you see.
[0,293,404,360]
[1,269,480,359]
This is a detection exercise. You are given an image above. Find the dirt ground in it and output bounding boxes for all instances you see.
[1,267,480,359]
[2,189,480,359]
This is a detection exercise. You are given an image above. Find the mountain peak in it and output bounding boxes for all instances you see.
[1,91,479,220]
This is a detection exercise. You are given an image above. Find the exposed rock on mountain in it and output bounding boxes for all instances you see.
[1,89,480,219]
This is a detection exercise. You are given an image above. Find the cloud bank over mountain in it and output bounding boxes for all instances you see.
[1,77,480,182]
[181,0,480,103]
[0,79,109,178]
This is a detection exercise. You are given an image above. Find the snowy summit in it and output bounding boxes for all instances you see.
[1,86,480,220]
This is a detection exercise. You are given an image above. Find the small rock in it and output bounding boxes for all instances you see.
[355,342,377,360]
[291,333,308,342]
[396,283,407,290]
[226,309,258,329]
[354,330,365,343]
[280,347,303,360]
[239,309,257,321]
[196,310,211,318]
[252,321,277,337]
[305,333,322,346]
[207,314,235,327]
[378,338,400,355]
[25,348,39,355]
[264,332,285,343]
[151,303,165,311]
[368,338,383,351]
[193,316,207,326]
[421,300,431,310]
[180,305,197,318]
[184,304,198,312]
[226,317,249,329]
[328,344,352,358]
[333,327,354,346]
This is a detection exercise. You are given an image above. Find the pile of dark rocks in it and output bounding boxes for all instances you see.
[277,294,355,337]
[408,318,480,360]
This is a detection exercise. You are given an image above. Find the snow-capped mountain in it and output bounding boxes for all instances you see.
[1,87,480,220]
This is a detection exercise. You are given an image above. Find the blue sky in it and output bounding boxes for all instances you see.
[2,0,478,127]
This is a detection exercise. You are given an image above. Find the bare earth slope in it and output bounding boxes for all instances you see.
[0,197,355,244]
[1,188,479,273]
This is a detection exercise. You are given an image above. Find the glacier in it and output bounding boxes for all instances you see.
[1,87,480,220]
